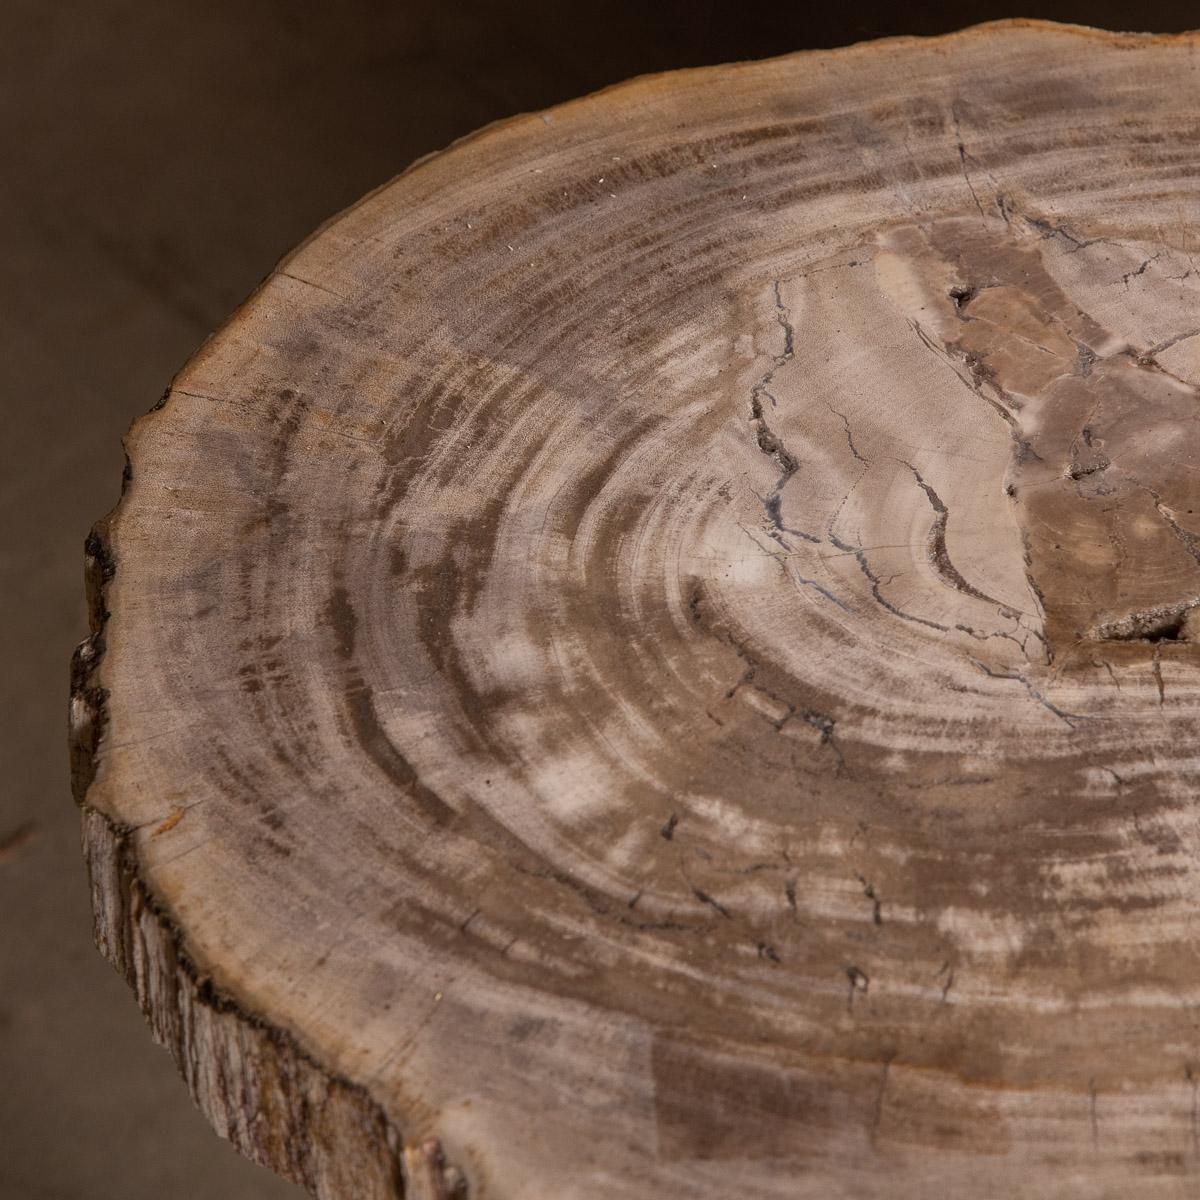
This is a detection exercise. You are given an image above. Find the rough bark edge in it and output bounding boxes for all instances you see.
[69,501,465,1200]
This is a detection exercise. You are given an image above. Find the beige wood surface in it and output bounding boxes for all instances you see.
[72,20,1200,1198]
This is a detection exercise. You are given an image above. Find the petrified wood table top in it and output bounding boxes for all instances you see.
[73,20,1200,1200]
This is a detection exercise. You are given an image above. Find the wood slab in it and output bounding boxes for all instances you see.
[72,20,1200,1198]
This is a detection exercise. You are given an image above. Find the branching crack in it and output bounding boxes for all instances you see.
[1024,215,1117,254]
[951,106,989,225]
[749,280,818,542]
[1121,253,1162,288]
[829,530,949,633]
[910,318,1018,432]
[739,525,852,611]
[899,460,1015,614]
[968,656,1085,727]
[827,403,870,465]
[1148,489,1200,568]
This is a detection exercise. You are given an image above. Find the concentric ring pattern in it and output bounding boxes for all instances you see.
[82,22,1200,1199]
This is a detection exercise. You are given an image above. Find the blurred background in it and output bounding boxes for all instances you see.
[1,2,1196,1196]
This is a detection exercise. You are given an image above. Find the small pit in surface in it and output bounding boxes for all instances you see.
[949,284,976,310]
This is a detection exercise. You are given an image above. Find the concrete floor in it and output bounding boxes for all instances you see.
[2,2,1194,1197]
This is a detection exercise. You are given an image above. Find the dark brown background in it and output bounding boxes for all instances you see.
[1,2,1195,1196]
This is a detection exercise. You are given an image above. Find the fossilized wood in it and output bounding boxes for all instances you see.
[72,20,1200,1199]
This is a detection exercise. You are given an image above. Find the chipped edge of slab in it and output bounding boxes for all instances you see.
[70,508,464,1200]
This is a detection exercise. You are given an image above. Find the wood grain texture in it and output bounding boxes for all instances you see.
[72,20,1200,1198]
